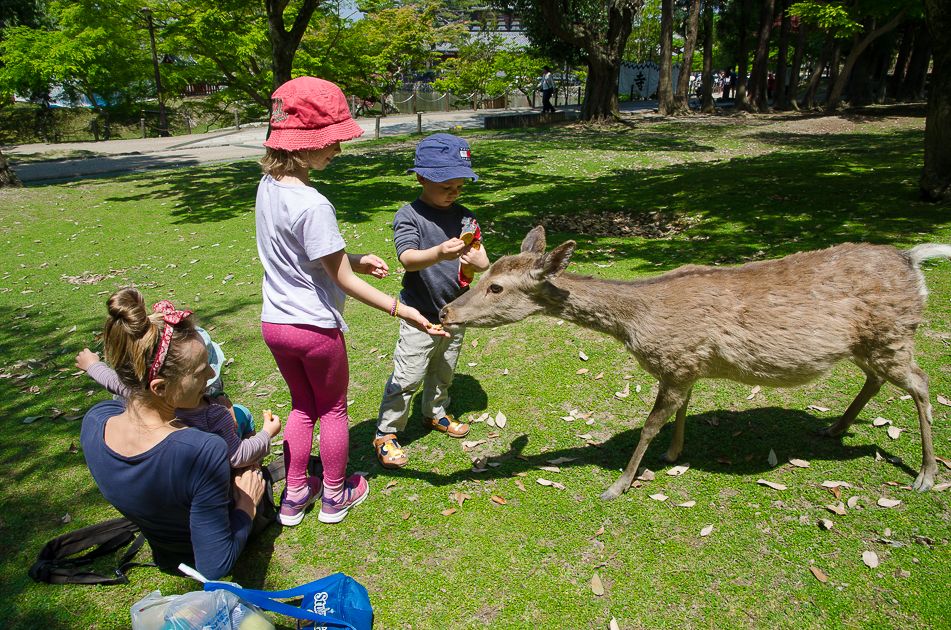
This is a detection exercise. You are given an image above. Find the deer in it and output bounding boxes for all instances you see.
[439,226,951,501]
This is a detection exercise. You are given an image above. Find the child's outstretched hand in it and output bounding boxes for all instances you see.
[397,303,450,337]
[262,410,282,439]
[351,254,389,279]
[437,238,468,262]
[75,348,100,372]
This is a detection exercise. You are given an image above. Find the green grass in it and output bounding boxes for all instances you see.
[1,108,950,629]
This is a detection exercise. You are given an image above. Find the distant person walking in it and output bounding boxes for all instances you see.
[539,66,555,113]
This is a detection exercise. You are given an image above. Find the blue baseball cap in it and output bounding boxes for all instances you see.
[407,133,479,182]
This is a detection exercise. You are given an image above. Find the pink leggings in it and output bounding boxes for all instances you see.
[262,322,350,493]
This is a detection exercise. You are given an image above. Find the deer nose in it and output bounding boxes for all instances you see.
[438,305,449,323]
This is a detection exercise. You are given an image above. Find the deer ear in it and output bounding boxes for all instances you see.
[533,240,575,280]
[521,226,546,255]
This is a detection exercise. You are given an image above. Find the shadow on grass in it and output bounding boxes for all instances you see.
[352,406,920,491]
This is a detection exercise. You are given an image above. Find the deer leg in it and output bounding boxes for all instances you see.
[601,383,692,501]
[659,386,693,464]
[817,371,883,437]
[900,364,936,492]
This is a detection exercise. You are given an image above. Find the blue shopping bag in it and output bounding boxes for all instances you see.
[205,572,373,630]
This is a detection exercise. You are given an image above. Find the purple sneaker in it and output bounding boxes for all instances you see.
[277,477,322,527]
[318,475,369,524]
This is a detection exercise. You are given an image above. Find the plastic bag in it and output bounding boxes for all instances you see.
[131,588,275,630]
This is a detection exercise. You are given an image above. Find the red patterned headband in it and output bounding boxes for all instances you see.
[148,300,193,382]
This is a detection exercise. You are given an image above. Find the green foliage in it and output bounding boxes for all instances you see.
[433,35,543,100]
[626,0,662,62]
[789,0,863,36]
[0,0,151,108]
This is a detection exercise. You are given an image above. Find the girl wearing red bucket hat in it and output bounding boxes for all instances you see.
[255,77,449,526]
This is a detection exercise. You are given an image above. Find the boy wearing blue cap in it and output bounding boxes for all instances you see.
[373,134,490,468]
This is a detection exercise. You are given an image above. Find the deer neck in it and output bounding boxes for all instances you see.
[540,273,641,344]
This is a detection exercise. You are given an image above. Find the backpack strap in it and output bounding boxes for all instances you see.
[29,517,156,585]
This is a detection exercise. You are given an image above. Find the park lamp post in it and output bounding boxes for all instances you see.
[141,6,169,137]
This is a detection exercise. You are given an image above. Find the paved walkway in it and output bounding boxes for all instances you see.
[5,101,667,184]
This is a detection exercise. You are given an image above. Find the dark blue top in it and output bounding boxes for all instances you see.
[393,198,477,320]
[80,400,252,580]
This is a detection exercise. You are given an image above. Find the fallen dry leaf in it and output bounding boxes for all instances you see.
[810,566,828,583]
[472,339,478,348]
[933,483,951,492]
[594,526,604,536]
[847,496,861,509]
[636,469,655,481]
[610,618,620,630]
[818,518,834,530]
[877,498,902,508]
[789,459,810,468]
[68,443,78,454]
[677,501,696,507]
[757,479,787,491]
[767,449,778,467]
[935,455,951,469]
[495,412,507,428]
[826,503,847,516]
[649,493,668,502]
[579,351,589,361]
[831,486,842,500]
[936,394,951,407]
[538,465,560,473]
[576,368,589,375]
[590,573,604,596]
[456,491,470,508]
[487,417,496,428]
[548,457,577,465]
[440,508,457,516]
[462,439,486,449]
[886,425,903,439]
[667,464,689,476]
[821,480,852,489]
[614,382,630,399]
[386,480,398,489]
[716,457,732,465]
[807,405,831,412]
[515,479,526,492]
[491,495,506,505]
[862,551,880,569]
[594,372,604,380]
[872,416,891,427]
[747,385,761,400]
[402,512,411,520]
[732,431,742,437]
[744,454,754,462]
[537,478,554,486]
[700,524,714,537]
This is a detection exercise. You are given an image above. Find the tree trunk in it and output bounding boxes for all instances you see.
[581,56,623,121]
[0,150,22,188]
[674,0,702,113]
[825,39,842,104]
[536,0,639,122]
[847,47,873,106]
[658,0,676,114]
[920,0,950,201]
[872,51,891,104]
[744,0,777,112]
[733,0,753,110]
[802,31,834,110]
[773,0,792,110]
[264,0,322,95]
[824,5,912,112]
[700,0,716,113]
[889,20,915,97]
[784,24,807,110]
[898,21,929,101]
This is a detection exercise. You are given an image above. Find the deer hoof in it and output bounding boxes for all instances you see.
[600,484,624,502]
[657,452,678,464]
[815,425,837,438]
[913,470,935,493]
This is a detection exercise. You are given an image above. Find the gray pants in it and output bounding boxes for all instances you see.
[377,320,466,434]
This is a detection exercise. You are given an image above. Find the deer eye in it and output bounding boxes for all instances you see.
[489,284,503,294]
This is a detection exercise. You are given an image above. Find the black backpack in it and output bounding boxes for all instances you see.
[28,517,156,585]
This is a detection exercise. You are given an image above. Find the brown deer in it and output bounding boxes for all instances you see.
[440,226,950,501]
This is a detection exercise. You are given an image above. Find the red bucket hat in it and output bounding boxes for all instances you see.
[263,77,364,151]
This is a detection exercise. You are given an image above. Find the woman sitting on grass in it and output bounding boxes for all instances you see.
[80,288,267,580]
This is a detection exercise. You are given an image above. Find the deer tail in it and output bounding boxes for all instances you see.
[906,244,951,267]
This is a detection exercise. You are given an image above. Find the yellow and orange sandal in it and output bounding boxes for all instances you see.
[373,433,408,469]
[423,413,470,438]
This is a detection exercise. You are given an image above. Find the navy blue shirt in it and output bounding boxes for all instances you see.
[393,198,478,320]
[80,400,252,580]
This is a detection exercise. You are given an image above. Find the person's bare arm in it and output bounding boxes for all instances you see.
[320,249,449,337]
[399,238,468,272]
[347,252,389,279]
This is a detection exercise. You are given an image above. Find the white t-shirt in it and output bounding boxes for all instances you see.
[255,174,349,332]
